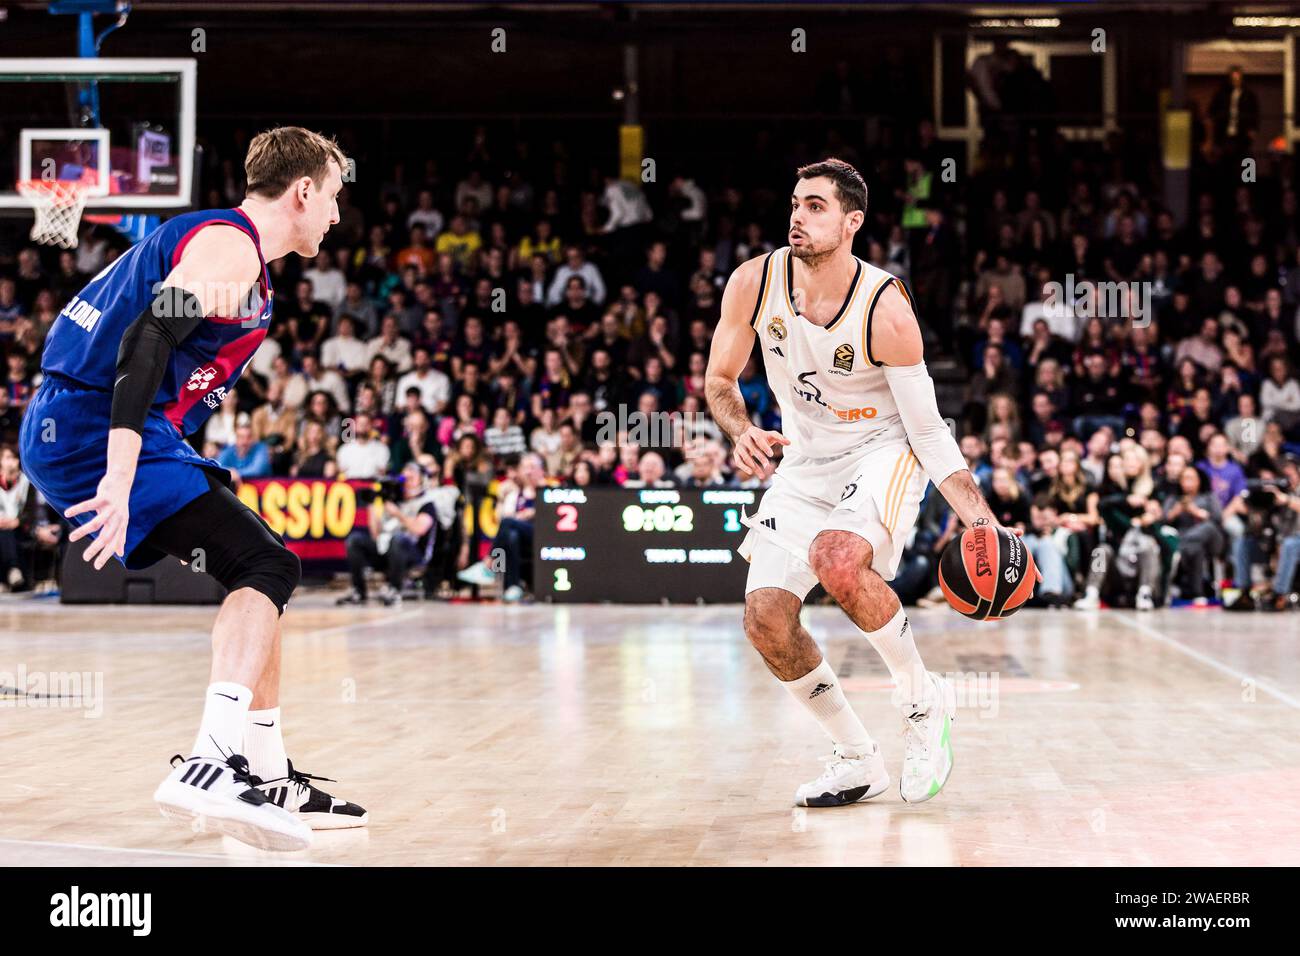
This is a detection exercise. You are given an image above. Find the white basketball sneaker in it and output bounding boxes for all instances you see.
[154,753,313,851]
[257,760,369,830]
[895,672,957,804]
[794,742,890,807]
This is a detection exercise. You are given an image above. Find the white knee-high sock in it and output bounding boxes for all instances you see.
[861,607,929,706]
[190,682,253,761]
[244,707,288,782]
[780,659,875,757]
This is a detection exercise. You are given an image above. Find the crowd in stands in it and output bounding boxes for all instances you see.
[3,91,1300,607]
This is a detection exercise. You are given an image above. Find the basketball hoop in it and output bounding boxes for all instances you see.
[17,178,91,249]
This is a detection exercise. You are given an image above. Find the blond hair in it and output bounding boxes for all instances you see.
[244,127,346,199]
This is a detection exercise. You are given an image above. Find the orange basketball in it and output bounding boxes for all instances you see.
[937,521,1037,620]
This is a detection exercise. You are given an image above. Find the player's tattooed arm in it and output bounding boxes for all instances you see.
[871,283,996,529]
[707,257,789,479]
[935,470,997,529]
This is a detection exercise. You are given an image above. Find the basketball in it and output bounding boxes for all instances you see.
[938,521,1037,621]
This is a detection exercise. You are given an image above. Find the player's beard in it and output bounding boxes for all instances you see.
[789,232,840,268]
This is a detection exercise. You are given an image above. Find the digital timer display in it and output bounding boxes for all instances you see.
[533,487,756,603]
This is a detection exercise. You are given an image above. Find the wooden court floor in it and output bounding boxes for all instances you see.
[2,595,1298,866]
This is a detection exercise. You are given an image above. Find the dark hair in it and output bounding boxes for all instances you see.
[796,158,867,214]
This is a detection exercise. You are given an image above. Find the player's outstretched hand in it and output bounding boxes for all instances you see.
[65,474,132,570]
[732,426,790,481]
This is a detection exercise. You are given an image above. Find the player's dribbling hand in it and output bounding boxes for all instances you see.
[65,474,132,570]
[732,426,790,481]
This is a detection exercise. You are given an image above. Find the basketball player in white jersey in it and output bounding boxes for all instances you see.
[707,159,1019,806]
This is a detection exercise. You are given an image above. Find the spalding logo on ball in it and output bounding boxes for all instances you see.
[938,519,1037,620]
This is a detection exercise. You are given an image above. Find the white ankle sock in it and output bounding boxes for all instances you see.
[244,706,288,782]
[861,607,928,707]
[190,682,253,760]
[780,660,874,757]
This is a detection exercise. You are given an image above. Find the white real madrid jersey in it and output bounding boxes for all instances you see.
[752,246,910,460]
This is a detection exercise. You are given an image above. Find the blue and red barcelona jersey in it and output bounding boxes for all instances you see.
[40,208,273,438]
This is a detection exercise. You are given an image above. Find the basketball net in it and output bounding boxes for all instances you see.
[17,178,92,249]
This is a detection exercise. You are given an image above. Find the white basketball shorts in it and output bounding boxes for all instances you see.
[737,440,928,600]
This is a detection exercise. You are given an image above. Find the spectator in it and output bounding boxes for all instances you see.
[204,392,242,449]
[435,215,482,271]
[392,407,439,471]
[338,461,439,606]
[486,406,528,458]
[546,245,606,307]
[1247,458,1300,609]
[0,445,31,590]
[3,351,34,411]
[301,390,343,443]
[437,394,485,451]
[300,352,352,415]
[1163,465,1225,602]
[1047,449,1099,580]
[395,224,437,274]
[529,407,563,470]
[516,219,561,265]
[1173,318,1224,377]
[1024,496,1074,605]
[334,282,378,337]
[452,316,494,381]
[217,423,272,480]
[0,391,18,448]
[1075,450,1164,611]
[1261,355,1300,434]
[322,315,372,380]
[459,452,544,601]
[396,347,452,416]
[367,315,414,374]
[407,189,444,239]
[677,440,727,488]
[336,412,392,479]
[250,380,299,472]
[291,420,338,479]
[303,250,347,309]
[624,450,675,489]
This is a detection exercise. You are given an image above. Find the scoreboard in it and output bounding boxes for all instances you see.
[533,486,757,603]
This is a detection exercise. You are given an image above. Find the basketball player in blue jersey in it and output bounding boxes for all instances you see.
[20,127,365,851]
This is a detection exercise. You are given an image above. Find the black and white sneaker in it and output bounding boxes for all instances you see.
[335,590,367,606]
[258,760,369,830]
[153,753,313,851]
[794,743,891,807]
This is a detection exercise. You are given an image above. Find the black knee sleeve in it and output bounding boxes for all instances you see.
[219,536,301,614]
[142,470,302,614]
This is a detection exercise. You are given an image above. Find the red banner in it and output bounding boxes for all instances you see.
[235,478,371,565]
[234,476,506,569]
